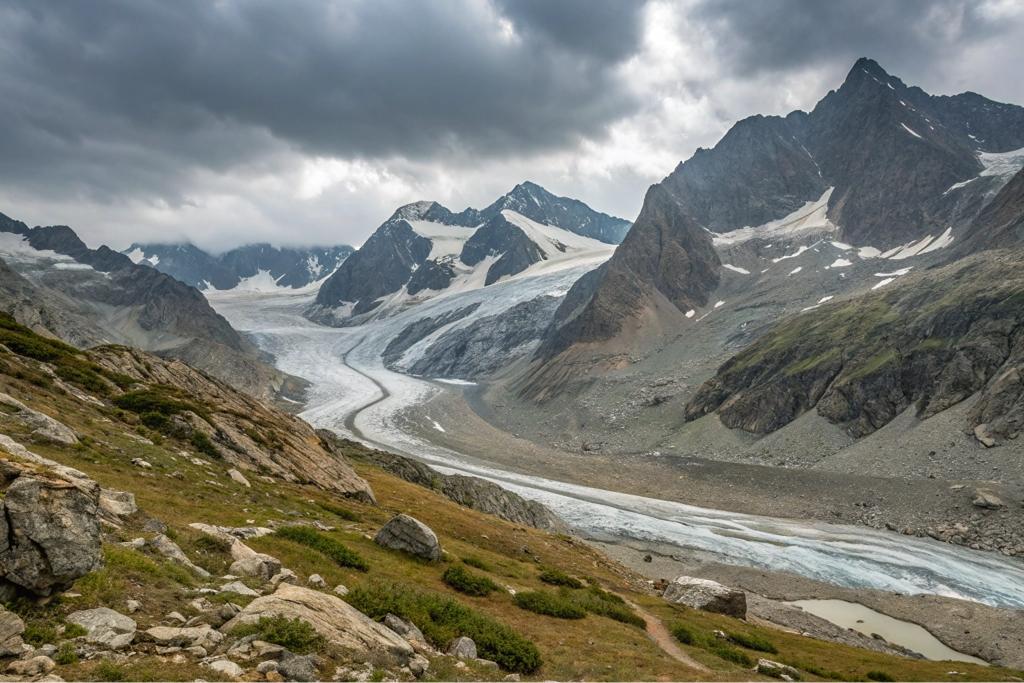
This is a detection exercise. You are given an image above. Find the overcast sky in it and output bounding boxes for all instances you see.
[1,0,1022,252]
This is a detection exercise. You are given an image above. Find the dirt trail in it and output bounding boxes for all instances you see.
[626,599,710,673]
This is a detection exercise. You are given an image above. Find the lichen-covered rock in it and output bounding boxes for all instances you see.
[221,584,414,666]
[0,606,25,656]
[0,445,102,596]
[662,576,747,618]
[99,488,138,518]
[374,514,442,561]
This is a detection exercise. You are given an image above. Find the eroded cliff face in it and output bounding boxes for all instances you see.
[684,251,1024,442]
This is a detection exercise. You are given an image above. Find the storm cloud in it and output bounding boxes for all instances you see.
[0,0,1021,251]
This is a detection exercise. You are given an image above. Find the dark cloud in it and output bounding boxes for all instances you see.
[0,0,647,204]
[693,0,1023,101]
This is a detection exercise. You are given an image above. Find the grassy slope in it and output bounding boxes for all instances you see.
[0,332,1019,681]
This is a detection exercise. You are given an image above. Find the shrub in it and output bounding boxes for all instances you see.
[443,565,499,597]
[538,567,583,589]
[231,616,324,654]
[461,556,491,572]
[273,526,368,571]
[64,623,88,639]
[348,580,541,673]
[190,430,221,458]
[670,624,696,645]
[569,585,644,628]
[140,411,170,431]
[94,661,127,682]
[728,630,778,654]
[55,641,78,665]
[317,500,360,522]
[113,388,197,416]
[866,672,894,682]
[513,590,585,619]
[708,643,753,667]
[22,622,57,645]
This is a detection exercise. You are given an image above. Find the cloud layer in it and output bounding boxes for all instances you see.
[0,0,1021,251]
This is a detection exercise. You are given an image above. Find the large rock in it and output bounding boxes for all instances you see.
[278,652,320,682]
[99,489,138,518]
[0,607,25,656]
[67,607,136,650]
[221,584,414,666]
[143,624,224,650]
[0,449,102,596]
[447,636,477,660]
[149,533,210,578]
[662,576,747,618]
[373,514,442,561]
[0,392,78,445]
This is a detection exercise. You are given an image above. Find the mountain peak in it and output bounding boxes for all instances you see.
[392,200,440,222]
[844,57,905,92]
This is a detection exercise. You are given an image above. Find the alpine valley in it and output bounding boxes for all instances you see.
[2,55,1024,683]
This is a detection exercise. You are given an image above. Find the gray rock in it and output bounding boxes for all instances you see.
[307,573,326,589]
[447,636,477,660]
[0,392,78,445]
[0,464,102,595]
[408,653,430,676]
[229,554,281,582]
[228,468,251,487]
[144,625,224,650]
[220,580,260,597]
[333,584,349,597]
[270,569,298,587]
[257,660,279,674]
[278,651,319,682]
[756,658,801,680]
[0,607,26,657]
[165,611,187,625]
[974,423,997,448]
[125,600,141,614]
[383,614,425,645]
[66,607,136,649]
[6,655,55,676]
[205,658,244,679]
[973,489,1005,509]
[98,489,137,519]
[149,534,210,578]
[131,458,152,468]
[663,576,747,618]
[373,514,442,561]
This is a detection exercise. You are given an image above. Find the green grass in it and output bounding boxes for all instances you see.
[443,564,500,597]
[272,525,369,571]
[348,580,541,674]
[513,590,586,619]
[230,615,325,654]
[22,622,58,646]
[569,585,645,628]
[55,642,79,666]
[728,630,778,654]
[316,500,360,522]
[461,556,492,572]
[538,567,584,589]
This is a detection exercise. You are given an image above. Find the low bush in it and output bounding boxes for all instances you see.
[55,641,79,665]
[538,567,584,589]
[728,630,778,653]
[513,590,586,619]
[348,580,541,673]
[231,616,324,654]
[316,500,360,522]
[708,642,753,667]
[113,388,199,416]
[22,622,57,646]
[443,565,499,597]
[461,556,491,572]
[569,585,644,628]
[190,430,221,458]
[273,525,368,571]
[94,661,127,682]
[64,623,88,639]
[866,672,894,682]
[670,623,696,645]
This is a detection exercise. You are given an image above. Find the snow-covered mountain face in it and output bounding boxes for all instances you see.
[309,183,624,325]
[123,242,354,291]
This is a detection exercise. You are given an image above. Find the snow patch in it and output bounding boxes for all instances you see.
[713,188,836,246]
[900,123,923,139]
[685,309,695,318]
[788,266,803,276]
[722,263,750,275]
[827,258,852,269]
[818,295,834,304]
[872,278,895,290]
[714,300,725,309]
[125,247,147,264]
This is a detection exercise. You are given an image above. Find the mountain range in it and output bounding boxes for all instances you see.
[123,242,354,291]
[309,182,629,324]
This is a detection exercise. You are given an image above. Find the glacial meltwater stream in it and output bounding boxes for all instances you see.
[206,270,1024,614]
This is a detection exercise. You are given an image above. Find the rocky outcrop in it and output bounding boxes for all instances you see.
[662,576,747,618]
[90,346,375,501]
[0,439,102,596]
[0,607,25,656]
[685,250,1024,439]
[0,392,78,445]
[374,514,442,561]
[149,534,211,578]
[67,607,137,650]
[405,296,561,380]
[222,584,415,666]
[355,446,566,532]
[461,214,546,285]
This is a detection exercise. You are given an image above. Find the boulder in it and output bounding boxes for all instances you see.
[447,636,477,660]
[974,423,997,448]
[384,614,425,645]
[144,624,225,650]
[972,489,1005,509]
[0,392,78,445]
[229,554,281,581]
[221,584,414,666]
[756,659,800,680]
[6,655,55,676]
[205,658,244,679]
[99,489,138,518]
[220,580,260,597]
[67,607,136,650]
[662,576,747,618]
[270,569,298,588]
[0,457,102,596]
[333,584,349,597]
[307,573,326,589]
[125,600,141,614]
[408,653,430,676]
[0,607,26,656]
[148,534,210,578]
[373,514,442,561]
[278,651,320,682]
[228,468,251,488]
